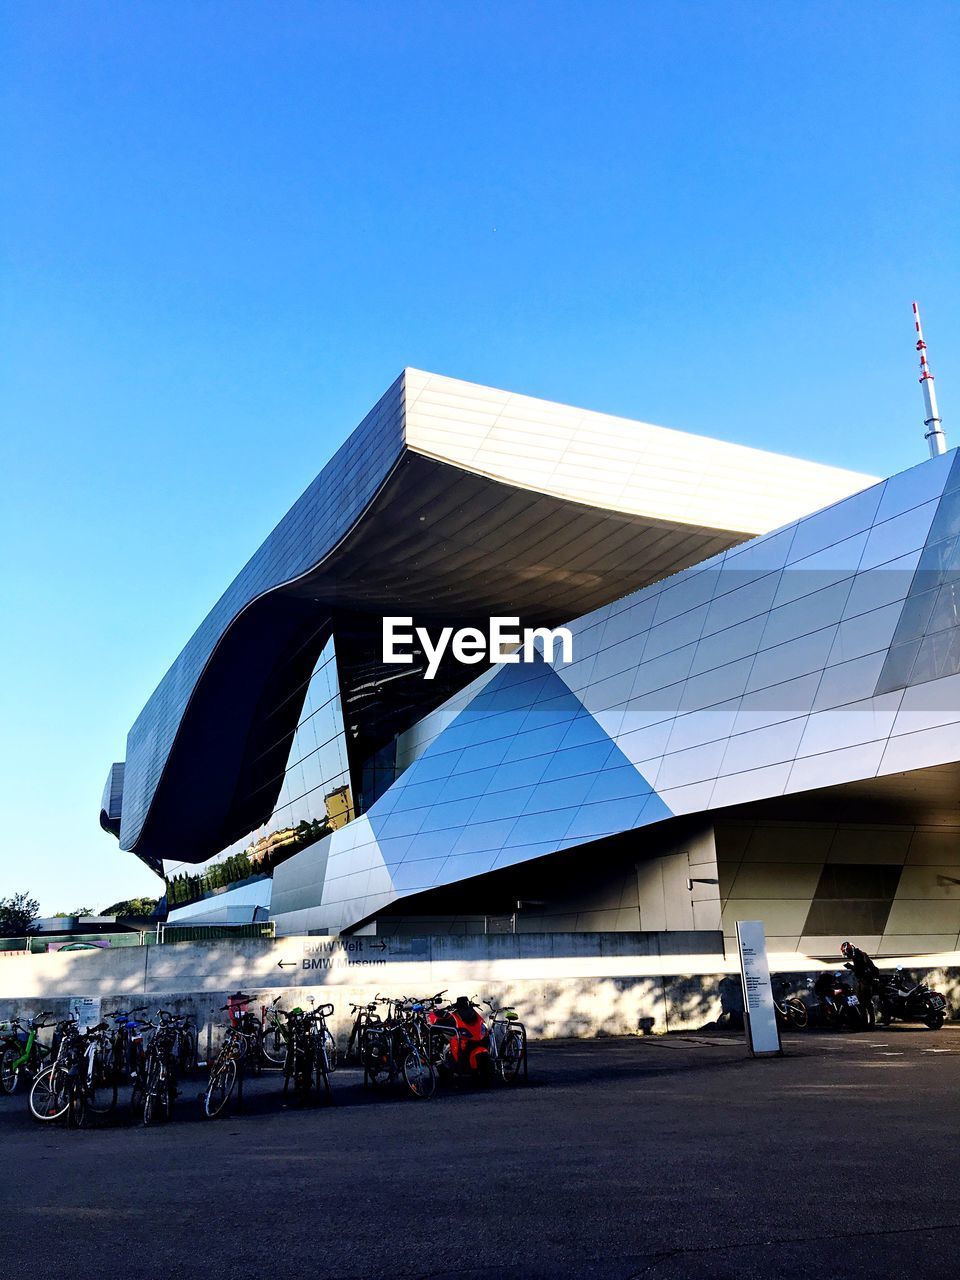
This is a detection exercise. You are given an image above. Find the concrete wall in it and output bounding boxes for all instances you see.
[2,931,958,1055]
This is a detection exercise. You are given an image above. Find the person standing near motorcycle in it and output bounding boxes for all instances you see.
[841,941,880,1027]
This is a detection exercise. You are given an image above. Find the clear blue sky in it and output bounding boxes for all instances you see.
[1,3,957,914]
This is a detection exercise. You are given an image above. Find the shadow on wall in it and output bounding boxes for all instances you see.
[0,976,726,1055]
[4,963,959,1056]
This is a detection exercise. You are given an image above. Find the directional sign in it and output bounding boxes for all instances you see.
[277,960,297,969]
[735,920,781,1057]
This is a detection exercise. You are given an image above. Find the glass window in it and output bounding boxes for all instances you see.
[860,499,939,572]
[928,487,960,544]
[915,534,960,594]
[890,589,938,647]
[927,580,960,636]
[787,486,883,564]
[875,639,921,694]
[912,627,960,685]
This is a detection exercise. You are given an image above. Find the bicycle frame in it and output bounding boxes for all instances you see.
[8,1025,38,1073]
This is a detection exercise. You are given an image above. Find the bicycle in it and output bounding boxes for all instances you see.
[104,1006,149,1083]
[28,1016,79,1123]
[345,998,383,1066]
[259,996,289,1067]
[481,999,527,1084]
[29,1019,117,1127]
[134,1011,182,1125]
[773,981,810,1031]
[0,1012,54,1095]
[363,996,436,1100]
[202,998,261,1118]
[262,995,338,1076]
[281,1004,335,1105]
[169,1011,200,1078]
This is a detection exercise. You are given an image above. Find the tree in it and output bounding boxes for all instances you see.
[53,907,93,917]
[102,897,158,918]
[0,892,40,935]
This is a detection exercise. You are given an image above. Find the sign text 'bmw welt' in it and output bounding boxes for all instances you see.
[735,920,781,1057]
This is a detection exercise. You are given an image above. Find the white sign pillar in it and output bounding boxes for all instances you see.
[735,920,781,1057]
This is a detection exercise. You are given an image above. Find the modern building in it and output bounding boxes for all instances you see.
[102,370,960,954]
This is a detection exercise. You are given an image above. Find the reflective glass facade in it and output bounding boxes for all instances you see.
[165,635,354,918]
[876,451,960,693]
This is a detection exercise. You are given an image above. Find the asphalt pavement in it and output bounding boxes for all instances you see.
[2,1026,958,1279]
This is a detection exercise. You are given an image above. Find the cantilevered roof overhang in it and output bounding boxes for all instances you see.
[109,369,876,867]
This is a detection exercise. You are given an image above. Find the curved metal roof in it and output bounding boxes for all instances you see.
[112,369,875,865]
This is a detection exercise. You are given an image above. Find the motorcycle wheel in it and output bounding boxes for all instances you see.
[925,1012,945,1030]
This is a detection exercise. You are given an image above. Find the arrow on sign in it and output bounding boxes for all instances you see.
[277,960,297,969]
[368,941,387,952]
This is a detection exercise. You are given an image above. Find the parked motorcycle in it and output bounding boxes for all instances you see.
[814,972,869,1030]
[428,995,493,1083]
[878,969,948,1030]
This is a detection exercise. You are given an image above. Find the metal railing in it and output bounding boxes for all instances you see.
[156,922,276,945]
[0,922,277,952]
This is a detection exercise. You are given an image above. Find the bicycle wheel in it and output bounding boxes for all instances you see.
[787,999,809,1030]
[29,1066,70,1122]
[323,1028,338,1073]
[314,1050,333,1104]
[67,1081,85,1129]
[0,1046,21,1095]
[143,1063,165,1126]
[402,1048,436,1100]
[291,1044,313,1100]
[260,1023,286,1067]
[111,1039,127,1085]
[497,1028,525,1083]
[86,1074,118,1116]
[179,1028,198,1078]
[203,1058,237,1119]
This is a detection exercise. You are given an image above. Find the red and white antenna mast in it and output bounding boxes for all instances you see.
[913,301,947,457]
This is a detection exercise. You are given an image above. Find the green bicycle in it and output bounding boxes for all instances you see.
[0,1012,54,1095]
[260,996,338,1072]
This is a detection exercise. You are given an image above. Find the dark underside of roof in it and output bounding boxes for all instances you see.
[131,451,744,866]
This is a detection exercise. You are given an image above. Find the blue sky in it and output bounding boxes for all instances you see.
[2,3,957,913]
